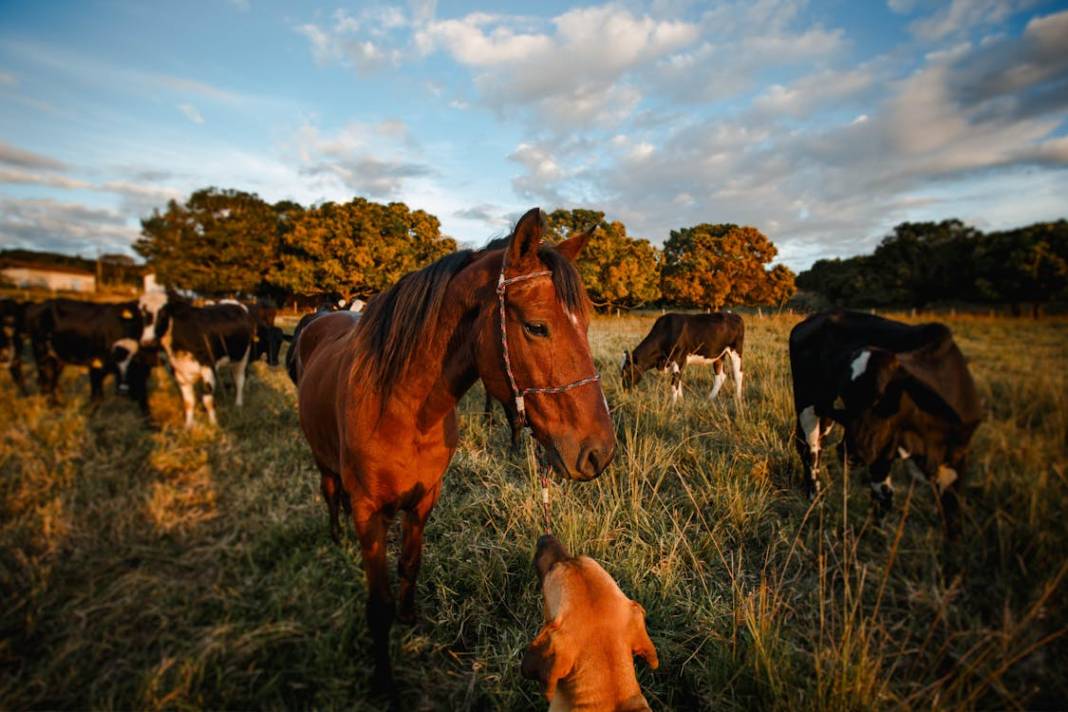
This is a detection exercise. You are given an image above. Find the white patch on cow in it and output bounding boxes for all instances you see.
[671,382,682,404]
[670,361,680,374]
[112,338,139,379]
[349,299,366,313]
[232,343,250,407]
[200,365,218,425]
[800,405,821,473]
[728,348,743,401]
[219,298,248,312]
[171,352,201,428]
[851,350,872,380]
[139,291,168,345]
[709,371,726,400]
[936,465,958,493]
[620,352,628,371]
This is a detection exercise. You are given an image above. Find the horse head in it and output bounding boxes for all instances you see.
[477,208,616,481]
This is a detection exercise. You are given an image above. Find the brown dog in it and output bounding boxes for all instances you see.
[522,535,659,711]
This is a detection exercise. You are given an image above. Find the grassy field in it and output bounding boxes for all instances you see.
[2,312,1066,710]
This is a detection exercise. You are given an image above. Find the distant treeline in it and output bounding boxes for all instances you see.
[797,220,1068,314]
[135,188,796,310]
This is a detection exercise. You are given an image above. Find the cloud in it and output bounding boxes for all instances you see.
[293,120,434,198]
[0,141,67,171]
[0,197,138,254]
[178,103,204,124]
[0,167,88,189]
[416,6,698,128]
[503,9,1068,266]
[909,0,1024,41]
[296,7,408,73]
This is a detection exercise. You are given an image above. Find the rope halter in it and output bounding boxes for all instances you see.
[495,248,603,533]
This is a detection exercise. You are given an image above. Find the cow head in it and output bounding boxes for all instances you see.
[138,292,169,345]
[837,347,910,465]
[111,338,140,393]
[620,350,641,388]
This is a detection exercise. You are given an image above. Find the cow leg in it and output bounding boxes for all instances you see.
[37,357,61,405]
[708,359,726,400]
[317,462,344,544]
[728,348,744,402]
[89,366,105,403]
[397,481,441,625]
[670,361,683,404]
[232,350,249,407]
[936,463,962,540]
[200,366,217,426]
[868,459,894,521]
[10,356,27,396]
[174,369,197,428]
[797,405,822,498]
[353,505,395,695]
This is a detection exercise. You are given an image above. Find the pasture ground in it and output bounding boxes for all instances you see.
[2,312,1066,710]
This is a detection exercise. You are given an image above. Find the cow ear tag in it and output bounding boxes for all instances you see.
[121,309,133,319]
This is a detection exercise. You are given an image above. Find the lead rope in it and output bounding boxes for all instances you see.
[497,251,602,536]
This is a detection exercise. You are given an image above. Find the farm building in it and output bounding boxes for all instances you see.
[1,260,97,292]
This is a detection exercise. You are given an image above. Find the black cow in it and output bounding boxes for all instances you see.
[789,310,982,537]
[26,299,149,412]
[1,298,29,395]
[621,312,745,404]
[139,293,254,427]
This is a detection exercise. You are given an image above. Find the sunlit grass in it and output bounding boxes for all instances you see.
[1,312,1066,709]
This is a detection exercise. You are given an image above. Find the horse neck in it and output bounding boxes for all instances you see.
[383,260,494,431]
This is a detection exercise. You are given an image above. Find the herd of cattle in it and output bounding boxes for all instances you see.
[0,293,980,534]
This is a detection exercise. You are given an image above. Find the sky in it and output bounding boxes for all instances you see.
[0,0,1066,271]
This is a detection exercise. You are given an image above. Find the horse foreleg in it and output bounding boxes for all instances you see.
[397,483,441,625]
[354,507,395,695]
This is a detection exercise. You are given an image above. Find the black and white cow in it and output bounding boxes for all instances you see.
[1,298,29,395]
[789,309,982,537]
[25,298,149,412]
[621,312,745,404]
[139,292,254,427]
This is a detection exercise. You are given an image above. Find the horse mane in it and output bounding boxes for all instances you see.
[353,232,590,405]
[352,250,476,403]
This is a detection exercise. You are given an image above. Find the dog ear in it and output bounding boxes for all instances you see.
[520,619,574,700]
[629,601,659,670]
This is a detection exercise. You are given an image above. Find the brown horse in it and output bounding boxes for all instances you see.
[291,208,616,693]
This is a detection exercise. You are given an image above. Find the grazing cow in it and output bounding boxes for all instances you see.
[788,309,982,537]
[1,298,29,394]
[139,292,254,427]
[621,312,745,404]
[242,301,289,367]
[25,299,149,412]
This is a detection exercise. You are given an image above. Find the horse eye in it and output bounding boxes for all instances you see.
[523,321,549,338]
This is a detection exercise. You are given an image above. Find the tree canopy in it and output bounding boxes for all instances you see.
[546,208,660,309]
[797,219,1068,312]
[660,223,796,310]
[136,189,455,298]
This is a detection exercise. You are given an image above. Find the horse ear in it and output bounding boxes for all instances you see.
[554,226,594,262]
[508,207,546,270]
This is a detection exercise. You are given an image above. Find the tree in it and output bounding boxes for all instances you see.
[975,220,1068,315]
[546,209,660,309]
[269,198,456,298]
[870,220,982,307]
[660,223,795,310]
[135,188,281,296]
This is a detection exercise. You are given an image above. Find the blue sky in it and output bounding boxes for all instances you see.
[1,0,1066,270]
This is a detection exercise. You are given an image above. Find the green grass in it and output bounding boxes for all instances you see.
[2,312,1066,710]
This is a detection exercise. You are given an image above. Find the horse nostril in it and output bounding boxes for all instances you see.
[578,442,615,478]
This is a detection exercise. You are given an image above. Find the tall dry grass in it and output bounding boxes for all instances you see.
[1,312,1065,709]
